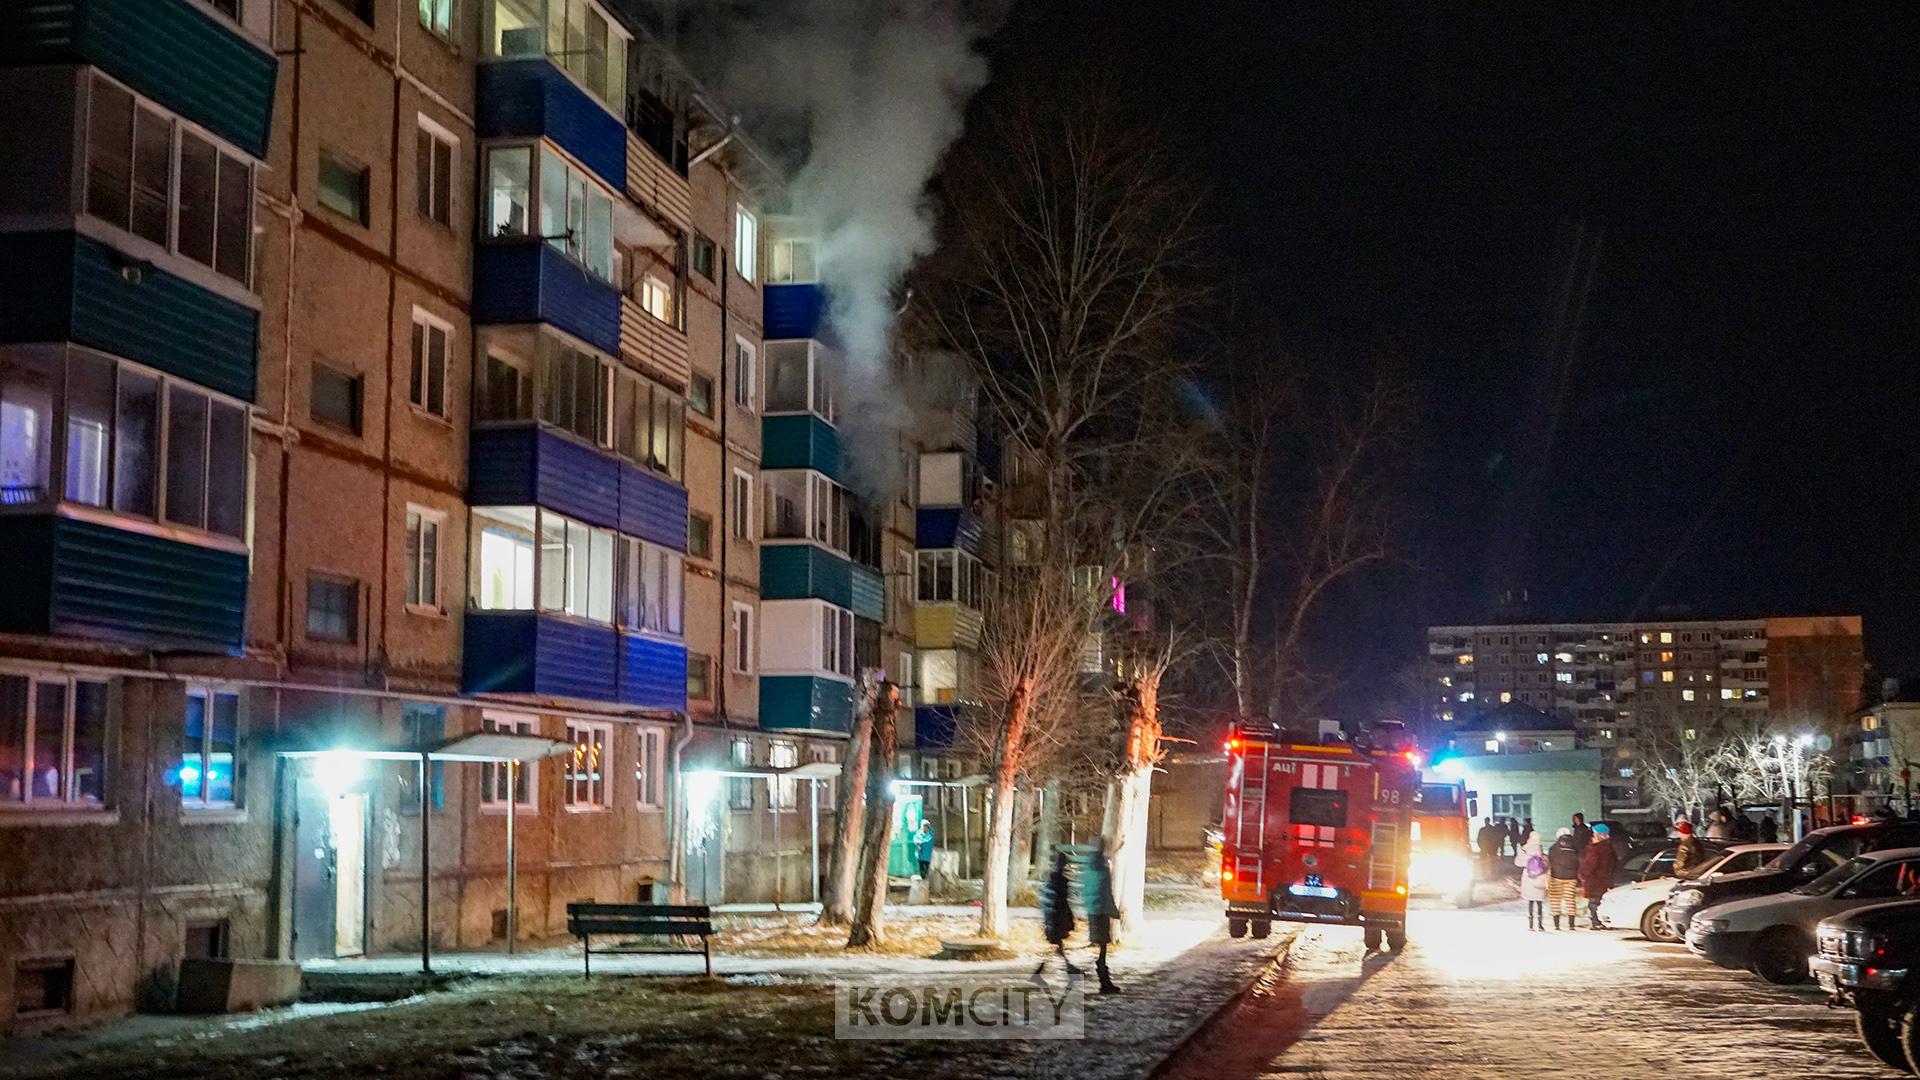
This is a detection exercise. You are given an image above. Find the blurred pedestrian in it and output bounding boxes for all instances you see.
[1570,812,1593,854]
[1516,830,1549,930]
[1758,814,1779,843]
[1506,817,1523,852]
[1082,837,1121,994]
[1547,827,1582,930]
[1580,823,1618,928]
[1033,851,1081,984]
[1672,820,1707,878]
[1705,807,1732,839]
[1520,817,1536,846]
[913,819,936,881]
[1476,817,1507,865]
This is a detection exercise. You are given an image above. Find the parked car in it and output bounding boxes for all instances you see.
[1614,837,1737,887]
[1685,846,1920,983]
[1662,820,1920,939]
[1812,898,1920,1074]
[1597,843,1785,942]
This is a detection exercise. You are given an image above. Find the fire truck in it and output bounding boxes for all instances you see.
[1409,778,1475,905]
[1220,727,1418,950]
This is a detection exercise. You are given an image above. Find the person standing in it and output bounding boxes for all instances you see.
[1033,851,1081,983]
[1516,830,1549,930]
[1758,814,1779,844]
[1580,823,1619,929]
[1705,807,1731,839]
[1081,837,1122,994]
[1672,820,1706,878]
[1570,812,1594,855]
[1546,827,1582,930]
[1476,817,1507,868]
[913,819,936,881]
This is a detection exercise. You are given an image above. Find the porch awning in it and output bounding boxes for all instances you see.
[273,733,570,763]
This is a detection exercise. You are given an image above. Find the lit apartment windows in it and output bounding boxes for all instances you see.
[416,118,456,225]
[410,310,451,418]
[405,506,443,610]
[770,740,798,811]
[85,75,255,286]
[317,149,370,226]
[180,686,241,810]
[470,507,614,623]
[480,714,536,807]
[420,0,454,36]
[565,721,610,809]
[1661,670,1675,683]
[1659,631,1674,644]
[734,206,758,281]
[732,337,757,411]
[480,145,614,281]
[1682,689,1696,702]
[1456,654,1473,665]
[618,537,684,636]
[1,675,109,807]
[486,0,629,109]
[1722,688,1738,700]
[306,574,360,642]
[1499,691,1512,703]
[1556,672,1573,684]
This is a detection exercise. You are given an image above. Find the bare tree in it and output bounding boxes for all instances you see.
[848,684,902,948]
[1100,635,1185,942]
[817,672,875,927]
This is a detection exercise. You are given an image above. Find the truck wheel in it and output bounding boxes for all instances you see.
[1362,926,1382,951]
[1250,921,1271,940]
[1749,928,1811,986]
[1899,998,1920,1076]
[1227,917,1247,939]
[1856,1000,1913,1075]
[1386,929,1408,952]
[1640,903,1679,944]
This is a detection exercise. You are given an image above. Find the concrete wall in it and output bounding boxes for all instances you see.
[1434,749,1605,841]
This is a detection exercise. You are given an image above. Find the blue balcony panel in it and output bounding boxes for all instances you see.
[620,463,687,552]
[0,515,246,655]
[761,675,853,735]
[0,0,277,157]
[469,427,686,550]
[473,242,621,357]
[760,544,853,608]
[0,232,257,401]
[915,507,984,555]
[849,563,886,624]
[620,634,687,712]
[476,59,625,192]
[913,705,959,750]
[760,414,840,478]
[763,283,827,341]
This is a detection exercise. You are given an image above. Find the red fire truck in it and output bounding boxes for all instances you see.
[1220,728,1418,950]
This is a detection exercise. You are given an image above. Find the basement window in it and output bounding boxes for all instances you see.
[183,919,230,960]
[13,959,75,1018]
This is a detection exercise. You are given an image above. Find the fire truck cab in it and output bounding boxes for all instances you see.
[1220,729,1418,950]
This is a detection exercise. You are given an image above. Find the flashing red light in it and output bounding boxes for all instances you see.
[1221,867,1235,882]
[1852,815,1871,825]
[1404,750,1421,766]
[1226,737,1241,752]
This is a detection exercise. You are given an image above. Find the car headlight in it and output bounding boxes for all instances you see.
[1671,888,1703,909]
[1409,853,1473,892]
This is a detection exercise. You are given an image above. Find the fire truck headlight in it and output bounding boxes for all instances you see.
[1410,852,1473,894]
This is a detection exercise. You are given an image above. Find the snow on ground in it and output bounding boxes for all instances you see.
[1168,900,1892,1079]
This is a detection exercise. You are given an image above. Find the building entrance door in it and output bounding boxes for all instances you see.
[330,792,368,957]
[291,779,370,960]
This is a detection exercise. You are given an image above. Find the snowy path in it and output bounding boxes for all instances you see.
[1166,902,1891,1079]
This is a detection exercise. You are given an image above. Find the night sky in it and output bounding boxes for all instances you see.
[988,4,1920,714]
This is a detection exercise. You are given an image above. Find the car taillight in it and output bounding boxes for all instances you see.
[1221,867,1235,882]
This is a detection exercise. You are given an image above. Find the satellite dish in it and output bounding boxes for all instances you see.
[1815,734,1834,753]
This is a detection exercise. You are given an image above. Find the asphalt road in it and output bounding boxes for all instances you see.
[1163,901,1895,1079]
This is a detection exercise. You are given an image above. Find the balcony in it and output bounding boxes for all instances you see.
[0,514,246,655]
[619,295,690,388]
[760,544,853,608]
[0,0,276,157]
[763,283,826,341]
[913,705,960,750]
[0,232,257,401]
[626,131,691,233]
[914,605,984,651]
[477,59,625,192]
[469,427,686,550]
[760,675,853,735]
[761,414,841,477]
[473,242,622,357]
[917,506,986,555]
[850,564,886,623]
[462,610,687,711]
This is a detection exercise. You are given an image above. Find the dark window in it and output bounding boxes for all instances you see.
[688,372,714,417]
[687,653,712,701]
[401,703,446,811]
[691,232,717,280]
[333,0,373,25]
[416,124,453,226]
[317,150,369,225]
[1287,786,1348,829]
[184,920,230,960]
[14,959,74,1017]
[687,513,713,559]
[310,363,362,434]
[305,575,359,642]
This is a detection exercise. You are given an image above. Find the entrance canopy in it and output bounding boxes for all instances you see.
[273,732,572,763]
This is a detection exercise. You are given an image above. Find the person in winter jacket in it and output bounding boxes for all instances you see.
[1033,851,1082,983]
[1081,837,1121,994]
[1579,823,1619,928]
[1546,827,1583,930]
[913,820,936,881]
[1705,808,1732,840]
[1476,818,1508,867]
[1570,813,1594,855]
[1672,820,1707,878]
[1515,831,1549,930]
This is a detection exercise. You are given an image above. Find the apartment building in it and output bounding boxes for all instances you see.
[0,0,940,1033]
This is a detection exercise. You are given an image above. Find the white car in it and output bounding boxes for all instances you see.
[1686,846,1920,984]
[1597,843,1785,942]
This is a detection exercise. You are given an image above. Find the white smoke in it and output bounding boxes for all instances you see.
[685,0,1000,498]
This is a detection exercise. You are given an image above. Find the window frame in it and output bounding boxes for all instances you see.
[769,739,798,812]
[687,512,714,560]
[564,720,612,811]
[733,206,758,282]
[316,146,372,227]
[408,307,454,419]
[731,337,757,412]
[310,360,364,435]
[635,725,666,811]
[479,713,539,810]
[0,673,111,812]
[688,372,715,418]
[730,468,754,541]
[728,736,754,811]
[687,652,713,701]
[179,684,243,813]
[415,114,458,226]
[691,232,717,280]
[418,0,455,39]
[731,601,754,675]
[404,504,446,613]
[304,573,361,643]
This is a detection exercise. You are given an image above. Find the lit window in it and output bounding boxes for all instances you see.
[1555,651,1573,663]
[1456,654,1474,666]
[1,675,110,808]
[770,740,798,811]
[1659,650,1674,663]
[1682,689,1696,702]
[1684,728,1697,741]
[1536,653,1548,664]
[1555,672,1573,684]
[734,205,758,281]
[1441,711,1454,722]
[470,507,614,624]
[486,0,629,108]
[1661,670,1675,683]
[179,685,241,809]
[1499,691,1512,703]
[1659,631,1673,644]
[1721,688,1737,700]
[1484,739,1500,752]
[409,309,451,417]
[639,275,676,325]
[1639,632,1652,644]
[404,505,443,610]
[536,148,615,281]
[1439,676,1452,687]
[419,0,453,36]
[479,714,536,808]
[1458,691,1475,702]
[565,721,610,809]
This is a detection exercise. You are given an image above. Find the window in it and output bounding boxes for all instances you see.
[732,338,756,411]
[730,469,754,540]
[416,118,455,225]
[689,372,714,418]
[1684,728,1698,741]
[179,686,240,810]
[731,602,754,674]
[1,675,109,808]
[1659,650,1674,664]
[0,350,55,505]
[1499,691,1512,703]
[85,75,256,286]
[688,513,713,559]
[768,236,816,285]
[820,606,855,677]
[306,575,359,641]
[405,506,443,610]
[334,0,374,23]
[311,362,363,434]
[618,537,683,636]
[480,714,536,808]
[317,149,370,226]
[471,507,616,623]
[810,745,838,810]
[769,740,799,812]
[486,0,628,107]
[916,550,986,608]
[13,959,75,1019]
[1555,672,1572,684]
[1489,794,1531,821]
[565,721,610,809]
[691,232,716,280]
[528,147,614,281]
[484,145,532,237]
[733,206,758,281]
[636,726,665,809]
[1722,687,1738,700]
[639,275,675,326]
[897,649,914,706]
[401,703,446,811]
[1681,688,1696,702]
[728,737,754,810]
[1661,670,1675,683]
[687,653,712,701]
[1288,786,1348,829]
[419,0,453,36]
[1659,631,1674,644]
[409,310,451,418]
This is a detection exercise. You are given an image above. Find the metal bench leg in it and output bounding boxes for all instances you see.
[703,935,712,978]
[583,936,591,981]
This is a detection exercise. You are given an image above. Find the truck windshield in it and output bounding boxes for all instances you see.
[1416,784,1461,812]
[1289,787,1349,829]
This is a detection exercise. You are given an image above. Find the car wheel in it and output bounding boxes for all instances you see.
[1362,926,1382,951]
[1640,903,1679,943]
[1858,1000,1914,1075]
[1386,929,1408,952]
[1749,927,1811,986]
[1899,998,1920,1076]
[1227,917,1247,939]
[1250,920,1272,940]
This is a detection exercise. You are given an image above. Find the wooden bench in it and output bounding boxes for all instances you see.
[565,902,715,978]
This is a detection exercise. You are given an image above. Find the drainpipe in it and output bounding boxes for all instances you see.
[667,714,694,899]
[716,218,730,723]
[688,127,736,170]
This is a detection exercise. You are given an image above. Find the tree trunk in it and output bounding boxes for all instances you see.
[1034,778,1062,873]
[1102,676,1160,943]
[1010,789,1038,884]
[817,674,874,926]
[847,685,901,949]
[978,678,1032,940]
